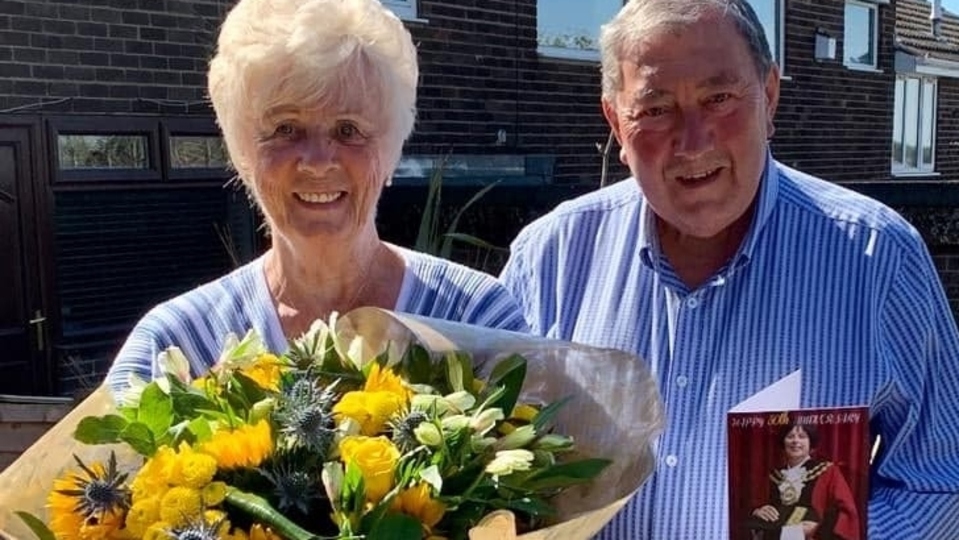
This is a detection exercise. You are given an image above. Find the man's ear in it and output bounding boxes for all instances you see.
[601,97,628,165]
[763,65,781,139]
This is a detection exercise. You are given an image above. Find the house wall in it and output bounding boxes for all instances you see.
[773,0,896,182]
[934,77,959,179]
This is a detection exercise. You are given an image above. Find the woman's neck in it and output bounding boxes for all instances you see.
[264,231,402,336]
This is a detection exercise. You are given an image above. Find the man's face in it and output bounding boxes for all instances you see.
[603,13,779,240]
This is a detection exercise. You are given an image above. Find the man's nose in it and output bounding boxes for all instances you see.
[675,112,713,157]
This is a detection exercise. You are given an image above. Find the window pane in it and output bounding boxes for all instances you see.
[58,135,148,170]
[892,79,904,165]
[538,0,622,52]
[747,0,781,66]
[170,136,229,169]
[904,78,920,168]
[844,3,875,66]
[921,80,936,167]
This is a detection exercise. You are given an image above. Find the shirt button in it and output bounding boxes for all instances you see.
[686,297,700,309]
[665,455,679,467]
[676,375,688,388]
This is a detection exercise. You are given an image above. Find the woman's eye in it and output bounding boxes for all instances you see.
[273,123,296,137]
[336,121,364,141]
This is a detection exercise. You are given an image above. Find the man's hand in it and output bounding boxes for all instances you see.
[751,505,779,522]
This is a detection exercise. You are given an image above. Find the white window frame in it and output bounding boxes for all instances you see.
[537,0,624,62]
[843,0,879,71]
[892,75,937,175]
[382,0,418,22]
[747,0,786,74]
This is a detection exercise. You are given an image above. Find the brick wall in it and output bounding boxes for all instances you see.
[0,398,73,472]
[772,0,896,183]
[934,77,959,180]
[0,0,229,115]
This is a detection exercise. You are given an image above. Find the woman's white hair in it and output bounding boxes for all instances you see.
[599,0,772,102]
[208,0,418,187]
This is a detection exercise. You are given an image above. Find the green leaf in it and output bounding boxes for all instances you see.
[187,417,214,441]
[399,344,433,385]
[224,487,318,540]
[171,389,219,418]
[342,459,367,514]
[485,354,527,417]
[532,395,573,432]
[136,383,174,445]
[366,512,423,540]
[522,458,613,491]
[14,511,56,540]
[494,494,555,517]
[439,180,500,259]
[119,421,157,456]
[74,414,129,445]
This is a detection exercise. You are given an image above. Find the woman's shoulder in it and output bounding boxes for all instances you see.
[392,245,528,332]
[135,257,267,337]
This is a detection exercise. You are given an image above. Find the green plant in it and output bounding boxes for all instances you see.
[413,154,505,261]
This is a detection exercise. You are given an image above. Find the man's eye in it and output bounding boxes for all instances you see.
[641,107,667,118]
[708,93,732,104]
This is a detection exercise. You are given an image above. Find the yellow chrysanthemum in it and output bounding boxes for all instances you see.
[390,482,446,531]
[200,419,273,470]
[124,496,161,538]
[201,480,228,506]
[239,354,287,392]
[338,435,400,503]
[333,390,406,435]
[173,442,218,489]
[131,446,176,500]
[143,521,173,540]
[159,485,203,526]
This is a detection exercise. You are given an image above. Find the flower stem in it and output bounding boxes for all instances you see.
[225,487,323,540]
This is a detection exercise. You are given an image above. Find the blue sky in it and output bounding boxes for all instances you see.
[945,0,959,15]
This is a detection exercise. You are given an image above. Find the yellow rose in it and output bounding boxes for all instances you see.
[338,436,400,503]
[333,390,405,435]
[390,483,446,530]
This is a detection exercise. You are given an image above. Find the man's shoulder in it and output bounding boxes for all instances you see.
[776,162,921,242]
[511,178,640,249]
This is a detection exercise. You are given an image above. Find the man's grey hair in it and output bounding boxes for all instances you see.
[599,0,773,101]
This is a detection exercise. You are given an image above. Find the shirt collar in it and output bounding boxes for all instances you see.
[638,148,779,273]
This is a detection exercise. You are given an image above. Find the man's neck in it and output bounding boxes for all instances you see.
[657,210,754,290]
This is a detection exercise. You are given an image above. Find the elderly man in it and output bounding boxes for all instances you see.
[500,0,959,538]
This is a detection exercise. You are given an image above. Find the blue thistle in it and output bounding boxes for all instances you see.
[389,409,429,453]
[274,374,338,454]
[258,457,323,515]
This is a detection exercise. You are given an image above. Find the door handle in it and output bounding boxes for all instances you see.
[29,310,46,352]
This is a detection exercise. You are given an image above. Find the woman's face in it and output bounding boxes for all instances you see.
[783,426,811,462]
[249,98,392,246]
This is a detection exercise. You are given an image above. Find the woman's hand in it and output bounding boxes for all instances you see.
[801,521,819,537]
[751,505,779,522]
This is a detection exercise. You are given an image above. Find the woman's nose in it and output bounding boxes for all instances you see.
[296,135,338,176]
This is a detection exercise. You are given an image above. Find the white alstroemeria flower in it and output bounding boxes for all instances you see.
[321,462,345,511]
[485,449,535,479]
[494,425,537,451]
[213,329,267,380]
[116,373,149,407]
[412,391,477,417]
[157,346,191,383]
[444,391,476,413]
[470,408,505,436]
[414,422,443,447]
[441,414,470,432]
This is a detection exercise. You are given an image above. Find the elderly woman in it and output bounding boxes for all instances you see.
[748,423,860,540]
[105,0,528,394]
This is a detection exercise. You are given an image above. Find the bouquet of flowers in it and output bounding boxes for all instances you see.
[0,308,664,540]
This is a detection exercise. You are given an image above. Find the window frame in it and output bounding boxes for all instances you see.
[843,0,879,71]
[48,117,161,185]
[162,118,232,182]
[891,75,938,176]
[382,0,419,22]
[747,0,787,74]
[536,0,624,62]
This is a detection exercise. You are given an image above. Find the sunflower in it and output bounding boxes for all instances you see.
[47,453,131,540]
[390,482,446,533]
[200,419,273,470]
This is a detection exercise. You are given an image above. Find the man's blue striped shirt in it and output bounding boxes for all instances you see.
[500,155,959,539]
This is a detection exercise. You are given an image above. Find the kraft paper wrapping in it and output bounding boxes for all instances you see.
[0,307,664,539]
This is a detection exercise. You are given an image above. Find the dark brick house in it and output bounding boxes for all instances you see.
[0,0,956,397]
